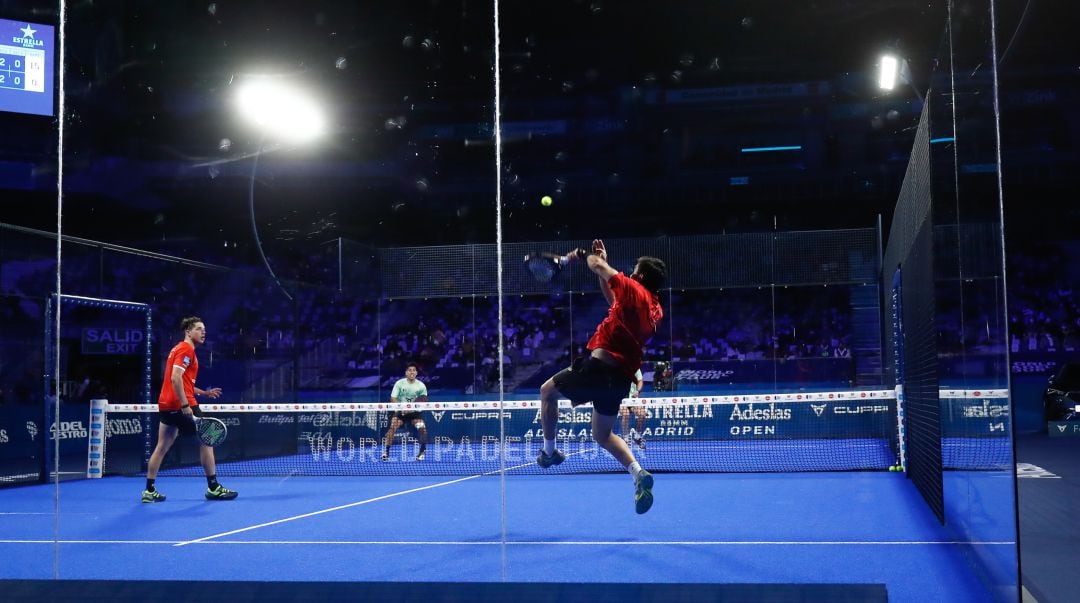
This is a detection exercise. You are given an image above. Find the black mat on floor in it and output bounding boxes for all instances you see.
[1,580,889,603]
[1017,432,1080,603]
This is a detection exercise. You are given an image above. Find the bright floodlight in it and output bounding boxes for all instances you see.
[879,55,899,91]
[236,78,326,144]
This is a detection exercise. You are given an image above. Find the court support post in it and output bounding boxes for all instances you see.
[86,398,108,478]
[41,296,55,484]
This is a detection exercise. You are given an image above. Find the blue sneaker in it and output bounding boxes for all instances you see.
[536,449,565,468]
[634,470,654,514]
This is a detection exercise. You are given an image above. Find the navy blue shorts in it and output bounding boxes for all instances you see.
[158,405,203,437]
[552,356,632,417]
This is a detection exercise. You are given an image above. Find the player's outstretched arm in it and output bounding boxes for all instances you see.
[581,239,617,282]
[586,253,617,282]
[592,239,616,305]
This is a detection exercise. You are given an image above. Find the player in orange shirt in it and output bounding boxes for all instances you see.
[142,317,237,502]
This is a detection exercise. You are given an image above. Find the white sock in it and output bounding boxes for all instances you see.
[543,439,556,455]
[627,461,642,479]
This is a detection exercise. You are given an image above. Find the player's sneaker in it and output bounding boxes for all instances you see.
[381,450,390,461]
[141,489,166,503]
[634,470,654,514]
[205,484,238,500]
[416,450,426,461]
[633,434,646,450]
[536,449,565,468]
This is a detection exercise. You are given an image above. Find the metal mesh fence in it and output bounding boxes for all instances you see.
[376,229,879,299]
[882,99,944,524]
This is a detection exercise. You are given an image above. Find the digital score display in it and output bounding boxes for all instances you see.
[0,18,53,116]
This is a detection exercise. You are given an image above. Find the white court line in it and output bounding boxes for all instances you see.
[173,452,591,547]
[0,544,177,548]
[174,476,486,546]
[196,540,1019,546]
[0,512,96,516]
[0,539,1017,546]
[0,513,58,516]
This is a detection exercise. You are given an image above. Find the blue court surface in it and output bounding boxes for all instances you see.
[0,471,1013,601]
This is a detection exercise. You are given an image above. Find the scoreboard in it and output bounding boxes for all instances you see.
[0,18,53,116]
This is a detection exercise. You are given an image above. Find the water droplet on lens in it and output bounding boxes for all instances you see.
[207,3,217,16]
[218,138,231,151]
[335,57,347,69]
[403,35,415,49]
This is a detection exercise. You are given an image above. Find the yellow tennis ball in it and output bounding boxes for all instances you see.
[540,195,553,206]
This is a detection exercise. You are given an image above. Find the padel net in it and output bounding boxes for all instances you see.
[85,389,1010,478]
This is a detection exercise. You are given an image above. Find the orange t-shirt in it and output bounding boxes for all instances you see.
[157,341,198,411]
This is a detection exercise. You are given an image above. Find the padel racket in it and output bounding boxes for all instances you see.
[524,248,587,282]
[194,416,228,447]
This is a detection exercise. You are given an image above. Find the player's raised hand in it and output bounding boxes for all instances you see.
[592,239,607,261]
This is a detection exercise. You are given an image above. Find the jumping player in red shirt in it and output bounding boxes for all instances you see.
[537,239,666,514]
[142,316,237,502]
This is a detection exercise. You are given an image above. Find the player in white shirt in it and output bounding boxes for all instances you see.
[382,363,429,461]
[619,368,647,449]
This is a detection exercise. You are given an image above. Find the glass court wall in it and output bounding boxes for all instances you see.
[0,0,1020,599]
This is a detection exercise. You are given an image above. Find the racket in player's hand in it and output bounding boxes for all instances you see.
[524,248,587,282]
[194,416,228,447]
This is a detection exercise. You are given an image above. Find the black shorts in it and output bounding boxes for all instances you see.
[552,356,632,417]
[158,405,203,437]
[391,411,423,424]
